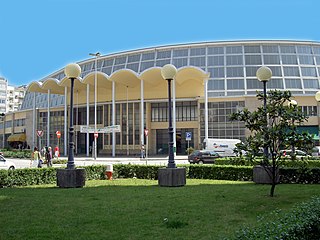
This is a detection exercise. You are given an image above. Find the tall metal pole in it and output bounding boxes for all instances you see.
[167,78,175,168]
[263,81,268,159]
[67,78,75,169]
[94,56,97,160]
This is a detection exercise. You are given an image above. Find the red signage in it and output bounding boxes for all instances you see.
[37,130,43,137]
[56,131,61,139]
[144,129,149,136]
[94,132,99,138]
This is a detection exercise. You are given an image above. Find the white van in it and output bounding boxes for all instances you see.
[203,138,241,157]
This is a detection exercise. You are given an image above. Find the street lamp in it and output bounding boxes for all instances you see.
[256,66,272,159]
[315,91,320,144]
[288,99,298,157]
[64,63,81,169]
[89,52,100,161]
[56,63,85,188]
[161,64,177,168]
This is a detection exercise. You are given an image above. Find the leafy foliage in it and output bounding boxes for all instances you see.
[230,90,314,196]
[234,196,320,239]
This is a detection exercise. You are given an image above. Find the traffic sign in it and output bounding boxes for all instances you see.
[186,132,192,141]
[144,129,149,136]
[56,131,61,139]
[94,132,99,138]
[37,130,43,137]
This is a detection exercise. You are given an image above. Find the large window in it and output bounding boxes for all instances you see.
[151,101,197,122]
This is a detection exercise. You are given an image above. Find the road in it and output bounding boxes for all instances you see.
[10,156,189,169]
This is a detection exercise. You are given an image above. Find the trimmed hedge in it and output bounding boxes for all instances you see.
[1,164,320,188]
[233,196,320,239]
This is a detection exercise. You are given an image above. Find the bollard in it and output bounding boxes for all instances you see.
[105,164,113,180]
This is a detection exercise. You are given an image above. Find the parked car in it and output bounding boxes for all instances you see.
[312,146,320,156]
[0,155,16,170]
[188,150,220,164]
[280,149,310,159]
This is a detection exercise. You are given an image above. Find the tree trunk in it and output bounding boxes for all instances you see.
[270,182,276,197]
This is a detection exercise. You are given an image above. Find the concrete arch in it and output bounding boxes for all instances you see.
[42,78,65,95]
[176,66,210,86]
[82,71,112,89]
[59,76,87,91]
[110,69,140,88]
[140,67,163,87]
[27,81,47,94]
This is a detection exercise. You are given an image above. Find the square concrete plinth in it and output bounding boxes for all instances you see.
[56,168,86,188]
[158,167,186,187]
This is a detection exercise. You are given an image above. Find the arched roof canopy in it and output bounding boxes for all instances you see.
[59,77,87,91]
[42,78,65,94]
[110,69,140,88]
[27,81,48,94]
[140,67,163,87]
[82,71,112,88]
[176,66,210,86]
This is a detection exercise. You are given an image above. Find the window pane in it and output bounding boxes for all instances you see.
[173,49,188,57]
[245,55,262,65]
[262,45,279,53]
[244,45,261,53]
[190,47,206,56]
[208,56,224,66]
[285,78,302,88]
[156,51,171,59]
[263,55,280,64]
[208,67,224,78]
[226,67,243,77]
[141,52,155,61]
[268,79,284,89]
[299,55,314,65]
[247,79,263,89]
[227,79,244,89]
[283,67,300,76]
[301,67,317,77]
[207,47,224,55]
[245,66,259,77]
[280,45,296,53]
[172,58,188,68]
[297,46,312,54]
[303,79,319,88]
[127,54,140,63]
[226,46,242,54]
[226,55,243,65]
[190,57,206,66]
[208,79,224,90]
[282,55,298,64]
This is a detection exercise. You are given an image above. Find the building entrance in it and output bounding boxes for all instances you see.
[156,129,194,155]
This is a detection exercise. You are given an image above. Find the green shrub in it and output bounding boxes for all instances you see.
[233,196,320,239]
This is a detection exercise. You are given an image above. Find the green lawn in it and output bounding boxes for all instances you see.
[0,179,319,240]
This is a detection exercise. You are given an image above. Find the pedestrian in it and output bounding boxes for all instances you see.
[54,146,60,160]
[31,147,42,168]
[46,146,53,167]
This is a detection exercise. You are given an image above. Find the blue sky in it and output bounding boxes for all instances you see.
[1,0,320,86]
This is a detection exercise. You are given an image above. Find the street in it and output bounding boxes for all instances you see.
[10,155,189,169]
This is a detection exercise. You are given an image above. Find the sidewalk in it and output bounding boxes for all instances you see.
[71,155,188,162]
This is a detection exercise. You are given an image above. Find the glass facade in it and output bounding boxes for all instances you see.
[10,41,320,154]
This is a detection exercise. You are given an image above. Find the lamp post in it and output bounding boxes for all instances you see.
[64,63,81,169]
[288,99,298,157]
[161,64,177,168]
[158,64,186,187]
[315,91,320,144]
[256,66,272,159]
[56,63,86,188]
[89,52,100,161]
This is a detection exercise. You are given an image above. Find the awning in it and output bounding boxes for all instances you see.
[7,133,26,142]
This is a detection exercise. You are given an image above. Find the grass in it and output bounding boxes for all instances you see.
[0,179,319,240]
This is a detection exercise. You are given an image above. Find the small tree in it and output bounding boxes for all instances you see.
[230,90,313,197]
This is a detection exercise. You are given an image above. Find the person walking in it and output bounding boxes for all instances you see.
[31,147,42,168]
[45,146,53,167]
